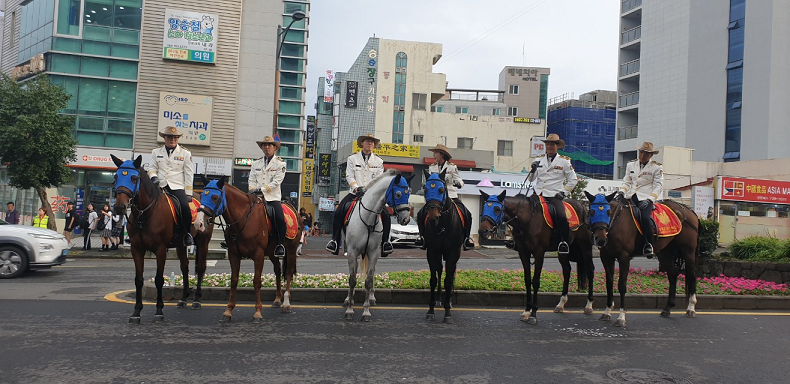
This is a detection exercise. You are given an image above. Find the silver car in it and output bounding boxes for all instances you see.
[389,216,420,246]
[0,219,69,279]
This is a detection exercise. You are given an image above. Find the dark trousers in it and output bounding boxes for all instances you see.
[268,200,286,244]
[332,193,391,245]
[167,187,192,235]
[83,229,92,249]
[638,200,656,244]
[546,196,569,242]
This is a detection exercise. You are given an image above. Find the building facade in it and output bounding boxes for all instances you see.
[1,0,309,226]
[498,66,550,120]
[547,90,616,179]
[615,0,790,177]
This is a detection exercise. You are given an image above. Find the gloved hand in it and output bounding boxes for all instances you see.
[530,161,540,172]
[615,191,625,201]
[638,200,650,210]
[250,189,262,195]
[151,176,160,185]
[555,192,566,199]
[453,182,463,189]
[354,186,365,195]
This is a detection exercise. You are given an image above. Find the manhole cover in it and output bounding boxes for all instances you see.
[607,368,692,383]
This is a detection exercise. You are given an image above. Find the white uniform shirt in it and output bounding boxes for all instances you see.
[346,151,384,193]
[428,161,464,199]
[149,145,194,193]
[249,156,287,202]
[529,154,578,197]
[620,160,664,202]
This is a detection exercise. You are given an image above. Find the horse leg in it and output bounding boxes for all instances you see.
[271,249,283,308]
[684,249,698,318]
[527,254,545,325]
[615,254,630,327]
[519,250,533,322]
[600,255,615,322]
[282,249,296,313]
[176,246,190,308]
[221,252,241,322]
[252,250,265,322]
[361,254,377,322]
[425,250,439,320]
[583,248,596,315]
[661,253,678,318]
[442,254,459,324]
[129,248,145,324]
[152,248,168,322]
[554,254,572,313]
[192,239,206,309]
[344,254,357,320]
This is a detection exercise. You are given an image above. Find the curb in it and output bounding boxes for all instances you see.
[142,283,790,310]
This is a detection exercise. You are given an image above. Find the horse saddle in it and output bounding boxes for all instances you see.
[165,194,200,225]
[263,201,299,240]
[630,201,682,237]
[342,197,360,227]
[538,195,581,231]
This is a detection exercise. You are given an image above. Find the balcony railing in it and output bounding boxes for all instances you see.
[617,125,638,140]
[622,0,642,14]
[621,25,641,45]
[619,92,640,108]
[620,59,640,77]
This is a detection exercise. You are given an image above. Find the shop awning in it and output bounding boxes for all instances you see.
[384,164,414,173]
[422,157,477,168]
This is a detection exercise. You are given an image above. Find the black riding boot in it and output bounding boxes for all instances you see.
[326,194,353,255]
[381,211,393,256]
[550,196,569,254]
[268,201,286,258]
[415,207,427,249]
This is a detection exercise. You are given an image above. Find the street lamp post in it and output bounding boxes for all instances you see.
[272,10,306,138]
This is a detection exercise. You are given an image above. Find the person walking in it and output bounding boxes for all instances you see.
[248,136,287,258]
[149,126,195,246]
[32,208,49,229]
[99,204,113,252]
[83,204,98,250]
[111,212,124,250]
[5,202,20,224]
[63,202,77,246]
[618,141,664,257]
[528,133,578,255]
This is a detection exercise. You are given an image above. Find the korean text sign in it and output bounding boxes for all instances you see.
[163,9,218,64]
[158,92,213,146]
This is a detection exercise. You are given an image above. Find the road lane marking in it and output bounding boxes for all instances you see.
[103,290,790,316]
[207,260,218,267]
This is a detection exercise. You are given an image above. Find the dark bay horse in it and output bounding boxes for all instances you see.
[418,171,466,323]
[586,192,699,327]
[111,155,214,324]
[478,190,595,324]
[195,177,301,321]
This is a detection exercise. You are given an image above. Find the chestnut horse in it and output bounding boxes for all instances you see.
[586,192,699,327]
[111,155,214,324]
[478,191,595,324]
[195,177,300,322]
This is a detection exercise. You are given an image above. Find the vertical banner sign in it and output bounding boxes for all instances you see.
[163,9,218,64]
[305,116,315,159]
[345,81,358,108]
[693,186,715,219]
[158,92,213,146]
[318,153,331,185]
[302,159,314,197]
[324,70,335,102]
[530,137,546,158]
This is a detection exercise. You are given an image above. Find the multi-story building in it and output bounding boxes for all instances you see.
[0,0,309,225]
[615,0,790,178]
[547,90,616,179]
[498,66,550,120]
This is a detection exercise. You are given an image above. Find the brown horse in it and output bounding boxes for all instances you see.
[586,192,700,327]
[111,155,214,324]
[478,191,594,324]
[194,177,300,322]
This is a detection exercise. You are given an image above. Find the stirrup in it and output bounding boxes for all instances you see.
[274,244,286,258]
[414,236,424,248]
[183,233,194,246]
[382,242,393,256]
[463,237,475,251]
[325,240,339,255]
[557,241,570,255]
[643,243,654,258]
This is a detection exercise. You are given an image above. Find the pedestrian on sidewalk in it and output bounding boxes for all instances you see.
[111,212,124,250]
[98,204,113,252]
[63,202,77,246]
[5,202,20,224]
[83,204,98,250]
[32,208,49,228]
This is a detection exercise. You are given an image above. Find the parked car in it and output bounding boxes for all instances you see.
[389,216,420,246]
[0,218,69,279]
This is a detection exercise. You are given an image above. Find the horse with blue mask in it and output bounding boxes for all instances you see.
[415,170,466,323]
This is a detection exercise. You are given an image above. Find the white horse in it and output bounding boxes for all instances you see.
[343,169,412,321]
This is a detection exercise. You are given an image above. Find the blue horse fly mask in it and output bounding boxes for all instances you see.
[385,174,411,214]
[586,192,613,231]
[423,173,447,207]
[199,179,228,217]
[480,190,508,226]
[111,154,143,198]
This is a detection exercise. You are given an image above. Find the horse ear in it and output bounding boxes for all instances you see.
[133,155,142,169]
[480,190,490,200]
[111,154,123,168]
[217,177,225,188]
[200,175,209,185]
[498,190,507,202]
[605,192,617,202]
[394,174,402,184]
[585,191,596,202]
[423,169,430,181]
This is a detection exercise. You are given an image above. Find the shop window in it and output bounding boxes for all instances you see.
[81,56,110,77]
[107,81,137,118]
[56,0,83,37]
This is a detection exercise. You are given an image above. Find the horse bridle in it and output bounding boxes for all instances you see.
[114,165,159,226]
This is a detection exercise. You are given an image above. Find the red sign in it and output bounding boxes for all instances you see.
[718,177,790,204]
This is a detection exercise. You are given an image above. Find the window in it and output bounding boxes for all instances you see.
[56,0,83,37]
[392,52,407,144]
[507,106,518,116]
[458,137,474,150]
[539,74,549,119]
[430,105,444,112]
[492,108,500,116]
[412,93,427,110]
[508,85,519,95]
[497,140,513,156]
[455,106,468,114]
[413,135,424,143]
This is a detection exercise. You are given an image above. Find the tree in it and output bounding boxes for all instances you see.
[0,75,76,231]
[569,178,589,202]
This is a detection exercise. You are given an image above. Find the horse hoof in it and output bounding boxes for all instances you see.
[614,319,626,327]
[425,313,435,321]
[361,315,372,322]
[660,310,671,318]
[253,317,264,323]
[176,300,186,308]
[154,315,165,322]
[344,313,354,321]
[219,315,232,323]
[192,302,202,310]
[281,306,291,314]
[527,317,537,325]
[554,306,565,313]
[685,310,696,318]
[272,302,282,308]
[584,308,595,316]
[599,314,611,321]
[443,316,454,324]
[519,313,531,322]
[128,317,141,324]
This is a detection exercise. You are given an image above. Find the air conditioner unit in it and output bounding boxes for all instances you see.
[470,115,478,121]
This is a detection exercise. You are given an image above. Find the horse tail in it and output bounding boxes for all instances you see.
[360,254,369,283]
[577,255,589,291]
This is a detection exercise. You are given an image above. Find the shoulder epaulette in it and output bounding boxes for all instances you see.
[180,145,188,151]
[276,156,283,161]
[447,161,455,166]
[559,155,571,161]
[628,159,638,162]
[536,154,546,158]
[651,160,662,166]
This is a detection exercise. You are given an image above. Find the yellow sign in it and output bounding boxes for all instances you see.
[352,142,420,158]
[302,159,314,197]
[164,48,190,60]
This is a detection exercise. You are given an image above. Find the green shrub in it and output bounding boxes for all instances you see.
[728,236,789,262]
[699,219,719,257]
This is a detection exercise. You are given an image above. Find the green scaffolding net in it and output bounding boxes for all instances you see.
[558,150,613,166]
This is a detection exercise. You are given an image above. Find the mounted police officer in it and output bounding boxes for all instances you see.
[528,133,577,254]
[149,126,195,246]
[415,144,475,250]
[325,134,393,256]
[618,141,664,257]
[249,136,287,258]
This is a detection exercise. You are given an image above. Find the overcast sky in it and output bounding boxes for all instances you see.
[305,0,620,115]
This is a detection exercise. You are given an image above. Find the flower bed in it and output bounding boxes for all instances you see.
[159,268,790,296]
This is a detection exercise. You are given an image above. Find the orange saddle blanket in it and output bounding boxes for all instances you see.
[539,196,581,231]
[282,204,299,240]
[631,203,683,237]
[167,196,201,225]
